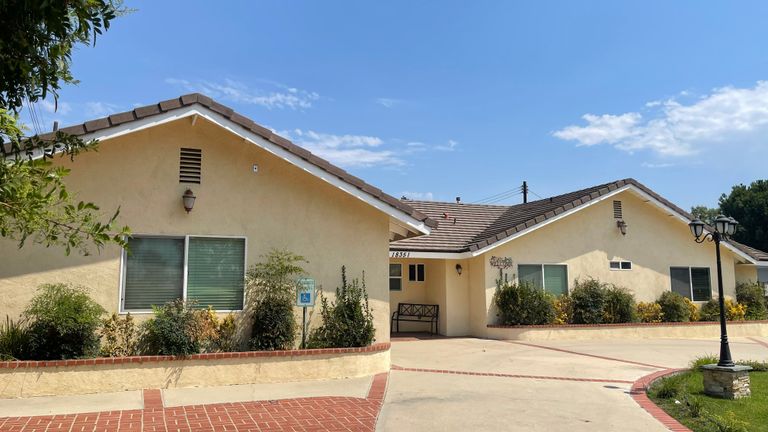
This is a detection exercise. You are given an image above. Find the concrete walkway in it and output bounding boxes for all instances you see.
[377,336,768,431]
[0,336,766,431]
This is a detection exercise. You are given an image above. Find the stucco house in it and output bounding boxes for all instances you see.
[389,179,768,336]
[0,93,437,344]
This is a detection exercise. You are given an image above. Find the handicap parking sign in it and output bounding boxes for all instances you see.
[296,277,315,307]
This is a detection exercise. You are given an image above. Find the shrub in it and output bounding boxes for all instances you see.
[140,299,202,356]
[700,299,720,321]
[0,316,31,360]
[657,291,690,322]
[737,359,768,372]
[570,278,608,324]
[25,284,105,360]
[552,295,573,325]
[603,285,636,323]
[735,282,768,320]
[99,313,139,357]
[245,249,306,350]
[683,297,700,322]
[690,355,719,369]
[636,302,664,323]
[682,394,705,418]
[653,374,685,399]
[250,296,297,350]
[494,281,555,325]
[307,266,375,348]
[726,299,746,321]
[196,308,239,352]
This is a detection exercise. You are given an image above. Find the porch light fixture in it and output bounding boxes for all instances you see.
[455,264,463,276]
[617,220,628,236]
[688,214,739,367]
[182,189,196,213]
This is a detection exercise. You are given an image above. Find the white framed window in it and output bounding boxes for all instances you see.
[517,264,569,296]
[670,266,711,302]
[389,263,403,291]
[609,260,632,271]
[120,235,246,312]
[408,263,425,282]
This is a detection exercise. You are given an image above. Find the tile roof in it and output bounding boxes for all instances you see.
[390,178,768,262]
[28,93,437,230]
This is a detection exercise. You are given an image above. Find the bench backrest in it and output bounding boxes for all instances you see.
[397,303,439,317]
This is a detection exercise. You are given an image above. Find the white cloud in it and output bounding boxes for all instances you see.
[401,191,434,201]
[641,162,675,168]
[166,78,319,110]
[434,139,459,151]
[375,98,401,108]
[553,81,768,156]
[38,99,72,115]
[279,129,403,168]
[85,101,120,117]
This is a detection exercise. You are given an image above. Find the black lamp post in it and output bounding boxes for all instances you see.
[688,215,739,367]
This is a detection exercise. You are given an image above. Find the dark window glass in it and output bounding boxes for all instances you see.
[417,264,425,281]
[620,262,632,270]
[691,268,711,301]
[670,267,691,299]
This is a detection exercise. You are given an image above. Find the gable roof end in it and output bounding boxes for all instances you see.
[34,93,436,234]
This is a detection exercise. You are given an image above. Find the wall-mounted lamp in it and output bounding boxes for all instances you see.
[617,220,628,236]
[182,189,196,213]
[455,264,463,276]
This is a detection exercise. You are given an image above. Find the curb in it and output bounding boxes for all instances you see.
[630,368,691,432]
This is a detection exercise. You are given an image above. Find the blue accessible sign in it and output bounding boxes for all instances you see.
[296,277,315,307]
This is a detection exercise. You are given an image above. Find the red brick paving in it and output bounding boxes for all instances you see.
[630,368,691,432]
[0,373,389,432]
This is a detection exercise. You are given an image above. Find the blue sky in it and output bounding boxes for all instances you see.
[24,1,768,209]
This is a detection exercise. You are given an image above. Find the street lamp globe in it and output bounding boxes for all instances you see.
[689,218,705,239]
[714,215,730,234]
[727,217,738,236]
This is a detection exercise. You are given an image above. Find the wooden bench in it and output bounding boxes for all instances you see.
[391,303,439,335]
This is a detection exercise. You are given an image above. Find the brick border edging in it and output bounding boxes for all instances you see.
[630,368,691,432]
[488,320,768,329]
[0,342,390,369]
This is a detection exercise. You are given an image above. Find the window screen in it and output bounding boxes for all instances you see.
[123,237,184,310]
[187,237,245,310]
[543,265,568,296]
[690,267,711,301]
[390,264,402,291]
[670,267,691,299]
[518,265,543,289]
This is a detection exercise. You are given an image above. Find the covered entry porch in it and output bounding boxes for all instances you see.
[388,257,478,336]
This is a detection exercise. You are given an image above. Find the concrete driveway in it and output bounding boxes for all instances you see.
[377,336,768,431]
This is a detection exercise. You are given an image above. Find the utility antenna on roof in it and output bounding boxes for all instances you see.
[522,181,528,204]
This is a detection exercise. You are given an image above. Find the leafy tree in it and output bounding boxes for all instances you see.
[690,205,719,224]
[719,180,768,252]
[0,1,129,255]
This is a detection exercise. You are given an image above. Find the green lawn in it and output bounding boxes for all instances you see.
[648,371,767,432]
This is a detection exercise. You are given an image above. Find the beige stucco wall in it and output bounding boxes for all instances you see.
[390,189,755,338]
[0,117,393,343]
[0,349,390,398]
[471,189,750,333]
[735,265,758,284]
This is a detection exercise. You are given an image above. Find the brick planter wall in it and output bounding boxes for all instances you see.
[0,343,390,398]
[486,320,768,341]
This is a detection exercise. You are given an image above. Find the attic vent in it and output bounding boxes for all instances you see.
[613,200,623,219]
[179,148,202,184]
